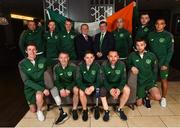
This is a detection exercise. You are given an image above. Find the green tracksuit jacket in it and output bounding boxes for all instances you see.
[53,62,77,90]
[19,27,44,56]
[147,31,174,67]
[113,28,133,58]
[127,51,158,87]
[101,60,126,91]
[18,57,47,104]
[76,61,101,91]
[59,30,77,60]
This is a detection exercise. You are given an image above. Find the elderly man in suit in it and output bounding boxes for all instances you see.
[75,24,94,60]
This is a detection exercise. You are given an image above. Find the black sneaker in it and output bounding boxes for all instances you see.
[144,97,151,108]
[72,109,78,120]
[103,110,109,122]
[117,109,127,121]
[94,106,100,120]
[82,110,88,121]
[55,112,69,124]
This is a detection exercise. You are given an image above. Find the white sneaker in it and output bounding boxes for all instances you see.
[36,110,45,121]
[160,97,167,107]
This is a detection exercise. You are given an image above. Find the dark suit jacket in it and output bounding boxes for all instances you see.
[93,31,115,60]
[75,34,94,60]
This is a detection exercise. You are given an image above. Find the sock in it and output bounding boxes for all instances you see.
[118,108,122,111]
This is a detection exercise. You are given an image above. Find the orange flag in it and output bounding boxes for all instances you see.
[106,2,134,33]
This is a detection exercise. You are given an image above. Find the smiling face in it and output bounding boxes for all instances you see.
[136,40,146,53]
[140,14,150,26]
[27,21,36,31]
[99,22,107,33]
[58,53,69,67]
[84,53,95,66]
[26,45,37,60]
[107,51,119,65]
[48,21,56,32]
[81,24,89,35]
[155,19,166,32]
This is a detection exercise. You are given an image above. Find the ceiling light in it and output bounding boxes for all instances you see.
[10,14,34,20]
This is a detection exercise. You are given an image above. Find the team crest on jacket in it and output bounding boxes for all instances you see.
[119,33,124,37]
[150,38,154,41]
[91,70,96,75]
[115,70,121,75]
[159,38,165,43]
[146,59,151,64]
[70,35,75,39]
[55,35,58,39]
[67,71,72,76]
[27,68,31,71]
[144,27,149,32]
[38,63,44,69]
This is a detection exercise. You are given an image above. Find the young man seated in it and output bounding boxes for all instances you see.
[100,51,130,121]
[53,52,79,124]
[19,43,50,121]
[77,51,101,121]
[128,39,161,108]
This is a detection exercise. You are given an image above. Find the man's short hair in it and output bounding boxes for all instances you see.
[156,18,166,23]
[65,18,73,23]
[59,51,69,57]
[135,38,146,44]
[81,24,89,29]
[48,20,55,25]
[84,50,94,57]
[27,20,35,24]
[26,42,37,50]
[99,21,107,26]
[140,12,150,17]
[108,50,119,56]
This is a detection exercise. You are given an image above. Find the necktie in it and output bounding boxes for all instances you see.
[84,35,88,41]
[100,33,104,51]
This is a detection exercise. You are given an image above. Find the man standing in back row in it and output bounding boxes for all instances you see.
[19,20,44,57]
[93,21,115,60]
[147,18,174,107]
[59,19,77,60]
[113,18,133,60]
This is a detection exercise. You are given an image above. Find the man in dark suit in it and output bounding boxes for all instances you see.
[93,21,115,60]
[75,24,94,60]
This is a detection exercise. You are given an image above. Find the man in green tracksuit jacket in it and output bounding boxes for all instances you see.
[113,18,133,60]
[147,18,174,107]
[135,13,153,41]
[128,39,161,108]
[19,43,66,123]
[77,51,101,121]
[44,20,61,66]
[59,19,77,60]
[53,52,79,122]
[19,20,44,57]
[100,51,130,122]
[18,43,50,122]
